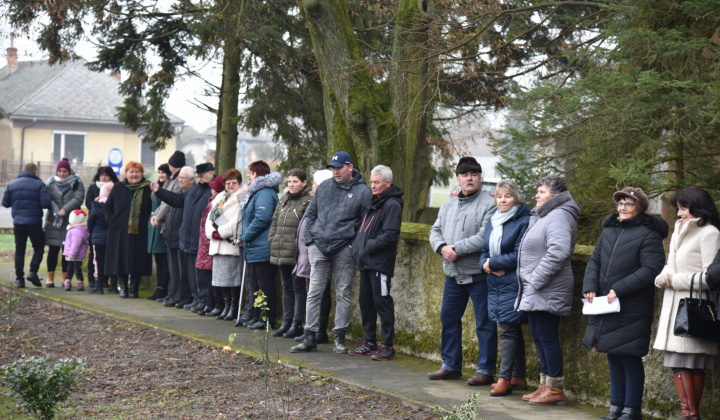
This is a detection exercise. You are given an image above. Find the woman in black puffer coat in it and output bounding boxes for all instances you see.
[582,187,667,420]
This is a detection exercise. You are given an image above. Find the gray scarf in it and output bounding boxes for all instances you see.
[489,206,518,257]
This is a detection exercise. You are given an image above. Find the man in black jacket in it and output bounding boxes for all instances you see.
[348,165,403,361]
[2,162,50,288]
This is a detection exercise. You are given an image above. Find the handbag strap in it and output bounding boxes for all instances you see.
[690,273,696,299]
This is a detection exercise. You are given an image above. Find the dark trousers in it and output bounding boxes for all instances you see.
[608,353,644,407]
[292,274,308,323]
[13,224,44,279]
[278,265,296,322]
[527,311,563,378]
[247,261,277,325]
[153,252,169,292]
[498,322,526,379]
[94,244,108,286]
[46,245,68,273]
[166,247,184,302]
[196,268,211,306]
[440,278,497,375]
[87,238,95,281]
[184,252,199,304]
[359,269,395,346]
[65,260,84,281]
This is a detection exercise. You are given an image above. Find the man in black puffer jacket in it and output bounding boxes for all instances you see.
[348,165,403,361]
[2,162,51,287]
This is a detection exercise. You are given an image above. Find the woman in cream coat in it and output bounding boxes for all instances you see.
[206,169,247,321]
[654,187,720,420]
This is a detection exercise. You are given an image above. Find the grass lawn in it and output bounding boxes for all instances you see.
[0,234,14,253]
[0,389,31,419]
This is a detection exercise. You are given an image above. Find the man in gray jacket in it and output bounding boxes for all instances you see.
[428,156,498,385]
[291,151,372,354]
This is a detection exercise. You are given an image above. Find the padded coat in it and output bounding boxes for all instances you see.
[2,171,51,225]
[240,173,282,263]
[480,204,530,324]
[87,200,109,245]
[515,191,580,317]
[582,213,667,357]
[269,186,312,266]
[43,174,85,247]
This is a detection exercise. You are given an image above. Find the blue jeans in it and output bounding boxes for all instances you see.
[608,353,644,407]
[440,277,497,375]
[527,311,563,377]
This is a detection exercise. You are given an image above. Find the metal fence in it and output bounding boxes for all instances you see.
[0,159,103,188]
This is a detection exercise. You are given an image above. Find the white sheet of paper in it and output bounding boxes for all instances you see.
[215,214,228,226]
[582,296,621,315]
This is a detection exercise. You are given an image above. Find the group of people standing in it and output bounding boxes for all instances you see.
[3,149,405,362]
[426,156,720,420]
[5,152,720,418]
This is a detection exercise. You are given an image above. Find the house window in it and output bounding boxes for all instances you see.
[140,139,156,169]
[53,132,86,164]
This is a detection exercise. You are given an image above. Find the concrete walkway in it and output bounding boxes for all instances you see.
[0,263,604,419]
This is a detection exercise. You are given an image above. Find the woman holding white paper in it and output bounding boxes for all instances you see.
[582,187,667,420]
[653,187,720,420]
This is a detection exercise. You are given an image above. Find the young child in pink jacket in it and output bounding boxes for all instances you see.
[63,209,90,291]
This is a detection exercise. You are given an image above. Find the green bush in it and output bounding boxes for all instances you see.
[0,355,85,420]
[434,392,479,420]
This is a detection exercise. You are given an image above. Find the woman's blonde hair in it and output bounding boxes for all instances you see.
[495,179,524,206]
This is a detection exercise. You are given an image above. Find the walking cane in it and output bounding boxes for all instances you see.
[235,256,247,324]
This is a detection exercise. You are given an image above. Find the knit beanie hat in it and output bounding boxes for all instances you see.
[613,187,649,214]
[68,209,87,226]
[157,163,170,175]
[455,156,482,175]
[168,151,186,168]
[209,175,225,193]
[56,157,71,173]
[313,169,333,186]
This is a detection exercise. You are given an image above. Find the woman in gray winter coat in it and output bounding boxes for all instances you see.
[516,174,580,406]
[43,157,85,287]
[582,187,667,420]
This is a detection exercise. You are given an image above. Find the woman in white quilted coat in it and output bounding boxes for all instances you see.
[654,187,720,420]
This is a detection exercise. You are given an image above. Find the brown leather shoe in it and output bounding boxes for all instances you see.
[467,372,493,386]
[427,368,462,380]
[529,386,565,405]
[511,376,528,390]
[490,377,512,396]
[522,383,546,401]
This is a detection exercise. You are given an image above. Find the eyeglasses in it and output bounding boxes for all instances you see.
[616,202,636,209]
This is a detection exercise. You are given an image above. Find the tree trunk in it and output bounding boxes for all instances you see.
[216,32,242,173]
[299,0,434,221]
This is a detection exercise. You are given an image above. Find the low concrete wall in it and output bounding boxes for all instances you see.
[346,222,718,419]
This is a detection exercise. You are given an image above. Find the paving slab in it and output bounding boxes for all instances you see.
[0,262,604,419]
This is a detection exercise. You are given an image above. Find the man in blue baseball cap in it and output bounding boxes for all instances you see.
[291,151,372,354]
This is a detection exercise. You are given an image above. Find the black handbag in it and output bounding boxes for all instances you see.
[673,272,720,342]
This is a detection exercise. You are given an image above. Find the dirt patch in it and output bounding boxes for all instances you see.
[0,291,437,419]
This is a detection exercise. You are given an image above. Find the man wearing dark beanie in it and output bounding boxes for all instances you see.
[168,151,186,168]
[153,151,184,301]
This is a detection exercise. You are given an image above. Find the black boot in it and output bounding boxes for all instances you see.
[118,276,129,298]
[88,275,104,294]
[600,402,624,420]
[216,287,232,320]
[290,329,317,353]
[283,321,303,339]
[616,404,641,420]
[107,276,118,294]
[129,277,140,298]
[223,287,239,321]
[207,287,224,316]
[333,328,348,354]
[273,319,292,337]
[88,277,96,290]
[235,310,253,327]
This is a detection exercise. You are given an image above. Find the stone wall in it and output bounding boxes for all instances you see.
[346,222,719,419]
